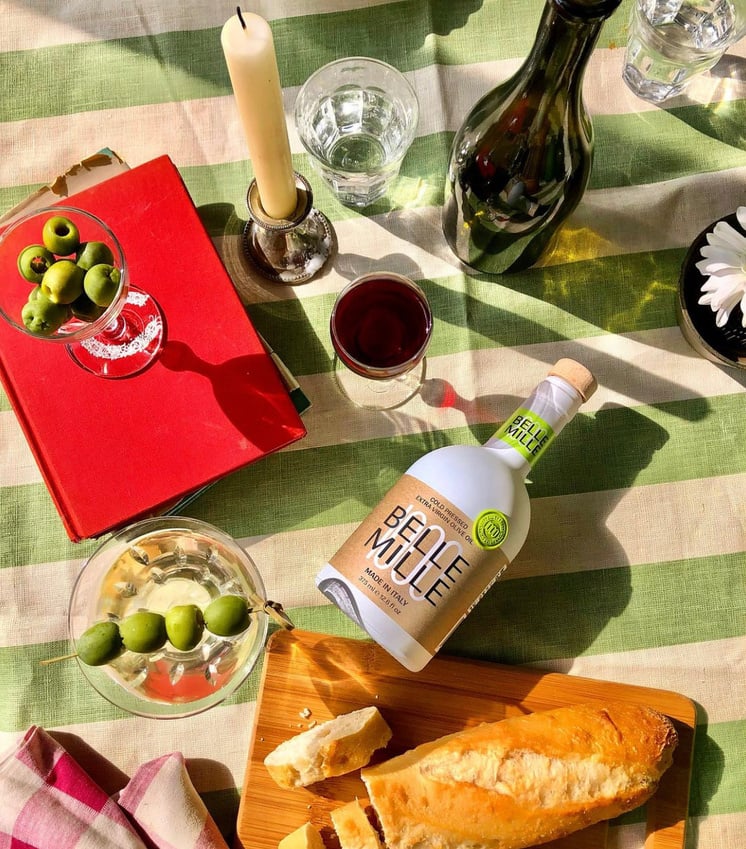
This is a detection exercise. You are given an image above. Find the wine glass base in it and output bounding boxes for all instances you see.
[67,286,164,379]
[334,356,426,410]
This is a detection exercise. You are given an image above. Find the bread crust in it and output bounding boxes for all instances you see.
[361,701,678,849]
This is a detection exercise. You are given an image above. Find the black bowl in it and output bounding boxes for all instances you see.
[678,212,746,370]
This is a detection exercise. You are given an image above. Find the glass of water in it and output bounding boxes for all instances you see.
[622,0,746,103]
[294,57,419,208]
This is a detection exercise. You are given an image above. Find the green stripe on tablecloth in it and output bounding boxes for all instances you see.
[0,0,627,122]
[153,396,743,532]
[0,639,266,729]
[291,553,745,667]
[183,116,746,221]
[1,391,745,564]
[442,552,745,663]
[690,719,746,816]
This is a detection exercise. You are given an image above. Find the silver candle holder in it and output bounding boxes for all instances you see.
[243,172,334,284]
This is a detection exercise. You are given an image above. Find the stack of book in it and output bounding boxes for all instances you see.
[0,153,307,541]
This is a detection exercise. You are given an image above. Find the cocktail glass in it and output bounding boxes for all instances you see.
[330,271,433,409]
[0,206,163,378]
[67,516,272,719]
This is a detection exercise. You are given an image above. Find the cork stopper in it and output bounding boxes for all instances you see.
[548,358,597,402]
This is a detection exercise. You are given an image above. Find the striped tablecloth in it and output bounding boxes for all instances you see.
[1,2,744,847]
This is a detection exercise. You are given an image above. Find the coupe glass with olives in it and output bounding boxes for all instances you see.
[67,517,273,718]
[0,206,163,378]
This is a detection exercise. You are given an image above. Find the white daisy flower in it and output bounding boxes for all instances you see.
[696,206,746,328]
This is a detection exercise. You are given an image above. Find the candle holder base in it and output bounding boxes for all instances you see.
[243,173,334,285]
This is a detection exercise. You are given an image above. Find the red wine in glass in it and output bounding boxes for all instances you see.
[330,273,433,409]
[331,273,432,378]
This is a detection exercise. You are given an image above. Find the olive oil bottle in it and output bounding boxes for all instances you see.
[443,0,622,274]
[316,359,597,671]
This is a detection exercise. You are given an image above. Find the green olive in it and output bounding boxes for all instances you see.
[76,240,114,271]
[165,604,205,651]
[17,244,55,283]
[76,621,124,667]
[71,291,105,322]
[42,215,80,255]
[21,293,70,335]
[119,611,167,654]
[203,594,251,637]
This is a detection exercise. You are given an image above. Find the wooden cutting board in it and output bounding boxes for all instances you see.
[235,630,696,849]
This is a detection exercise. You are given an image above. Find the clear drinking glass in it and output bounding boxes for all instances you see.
[294,57,419,208]
[330,272,433,409]
[0,206,163,378]
[68,516,270,719]
[623,0,746,103]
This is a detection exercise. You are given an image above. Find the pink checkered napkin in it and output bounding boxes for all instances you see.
[118,752,229,849]
[0,726,146,849]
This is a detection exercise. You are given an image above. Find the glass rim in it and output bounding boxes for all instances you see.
[0,204,128,342]
[330,271,433,378]
[294,56,420,160]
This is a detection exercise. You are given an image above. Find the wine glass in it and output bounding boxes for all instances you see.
[67,516,273,719]
[0,205,163,378]
[330,272,433,409]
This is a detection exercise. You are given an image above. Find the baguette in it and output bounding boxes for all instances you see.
[331,799,384,849]
[361,701,678,849]
[265,706,392,788]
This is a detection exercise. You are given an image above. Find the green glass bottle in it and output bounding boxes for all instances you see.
[443,0,621,274]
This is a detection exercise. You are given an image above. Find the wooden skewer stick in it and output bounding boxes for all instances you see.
[39,652,78,665]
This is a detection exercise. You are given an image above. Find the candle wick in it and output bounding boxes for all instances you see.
[236,6,247,29]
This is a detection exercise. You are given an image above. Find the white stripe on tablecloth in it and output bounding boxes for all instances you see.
[2,0,397,49]
[687,813,746,849]
[0,700,256,794]
[531,638,746,722]
[2,324,745,486]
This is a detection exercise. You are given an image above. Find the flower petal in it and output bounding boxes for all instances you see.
[710,220,746,252]
[716,308,730,327]
[700,245,745,267]
[696,259,734,275]
[736,206,746,233]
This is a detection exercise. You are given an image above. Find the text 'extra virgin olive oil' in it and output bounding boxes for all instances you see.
[443,0,622,274]
[316,359,597,671]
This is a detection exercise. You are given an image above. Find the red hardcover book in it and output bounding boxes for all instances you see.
[0,155,306,541]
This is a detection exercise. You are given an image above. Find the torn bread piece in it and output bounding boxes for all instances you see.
[331,799,383,849]
[265,706,392,789]
[278,823,326,849]
[361,701,678,849]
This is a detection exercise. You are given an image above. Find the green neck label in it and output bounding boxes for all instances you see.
[493,408,554,464]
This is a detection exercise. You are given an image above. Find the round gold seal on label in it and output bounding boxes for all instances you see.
[473,509,509,550]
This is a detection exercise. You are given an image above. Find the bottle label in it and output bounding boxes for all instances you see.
[327,474,510,654]
[491,407,554,463]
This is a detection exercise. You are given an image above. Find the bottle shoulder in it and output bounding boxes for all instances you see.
[407,444,528,497]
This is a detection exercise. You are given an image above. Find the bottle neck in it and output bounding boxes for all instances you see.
[484,375,585,476]
[519,0,616,96]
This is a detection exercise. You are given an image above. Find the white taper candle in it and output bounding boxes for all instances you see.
[221,9,297,220]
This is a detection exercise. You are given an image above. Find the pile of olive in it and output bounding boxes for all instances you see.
[76,594,252,667]
[16,215,122,336]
